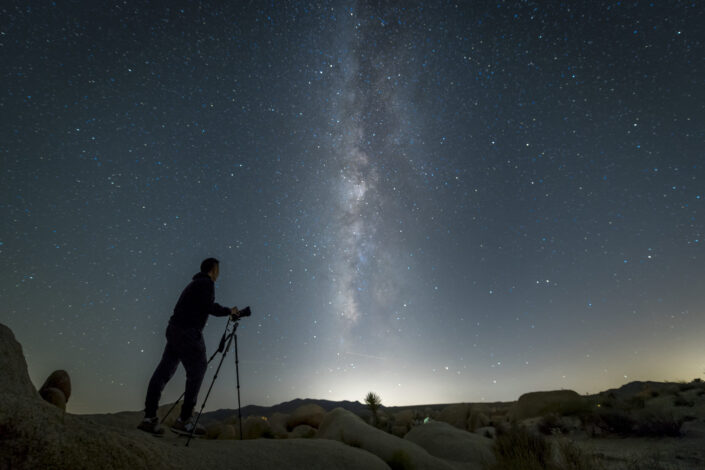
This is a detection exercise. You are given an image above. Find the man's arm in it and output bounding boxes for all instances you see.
[205,281,232,317]
[210,301,232,317]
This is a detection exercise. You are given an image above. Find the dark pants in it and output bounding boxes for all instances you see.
[144,323,206,421]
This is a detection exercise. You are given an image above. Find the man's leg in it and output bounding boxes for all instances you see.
[178,331,207,421]
[144,330,180,418]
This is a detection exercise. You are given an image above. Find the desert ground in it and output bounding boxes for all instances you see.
[2,322,704,470]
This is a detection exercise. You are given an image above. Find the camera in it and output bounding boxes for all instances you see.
[238,306,251,317]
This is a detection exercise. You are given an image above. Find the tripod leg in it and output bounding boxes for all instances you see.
[162,392,184,424]
[185,330,235,447]
[235,332,243,440]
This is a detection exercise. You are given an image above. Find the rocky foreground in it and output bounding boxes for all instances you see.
[3,321,705,470]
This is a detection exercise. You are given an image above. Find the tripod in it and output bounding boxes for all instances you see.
[162,316,245,447]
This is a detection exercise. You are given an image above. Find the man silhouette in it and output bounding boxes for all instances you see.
[138,258,240,435]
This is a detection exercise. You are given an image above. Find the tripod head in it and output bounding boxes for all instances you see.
[236,306,252,318]
[219,306,251,351]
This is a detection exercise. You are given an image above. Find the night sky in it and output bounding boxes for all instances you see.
[2,1,703,414]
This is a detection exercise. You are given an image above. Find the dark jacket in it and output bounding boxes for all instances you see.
[169,272,231,332]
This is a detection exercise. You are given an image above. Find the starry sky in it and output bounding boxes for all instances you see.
[1,1,703,414]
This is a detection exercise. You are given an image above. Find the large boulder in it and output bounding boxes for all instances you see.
[38,369,72,411]
[269,412,290,437]
[0,323,36,397]
[287,403,326,430]
[318,407,456,470]
[243,415,272,439]
[289,424,317,439]
[40,370,71,401]
[475,426,496,439]
[404,421,495,470]
[218,424,239,440]
[468,411,491,431]
[437,403,472,430]
[510,390,583,421]
[39,387,67,411]
[436,404,490,432]
[393,409,415,429]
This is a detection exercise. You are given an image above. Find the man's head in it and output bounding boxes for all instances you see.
[200,257,220,281]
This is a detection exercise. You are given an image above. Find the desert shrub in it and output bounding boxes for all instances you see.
[587,407,684,438]
[594,410,636,435]
[633,412,683,437]
[673,394,694,407]
[489,424,552,470]
[538,413,568,436]
[489,425,606,470]
[678,382,696,392]
[626,396,646,410]
[597,393,616,409]
[556,439,605,470]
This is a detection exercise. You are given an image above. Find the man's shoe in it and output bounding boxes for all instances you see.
[137,416,165,436]
[171,416,206,437]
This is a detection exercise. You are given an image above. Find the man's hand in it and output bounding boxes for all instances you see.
[230,306,240,320]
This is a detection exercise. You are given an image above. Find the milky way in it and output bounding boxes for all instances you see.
[1,1,703,413]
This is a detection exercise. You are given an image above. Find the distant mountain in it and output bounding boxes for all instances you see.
[200,398,371,424]
[199,380,701,425]
[599,380,679,399]
[199,396,515,425]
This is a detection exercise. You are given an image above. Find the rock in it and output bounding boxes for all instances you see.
[437,403,472,430]
[204,421,240,440]
[468,411,490,431]
[287,403,326,430]
[393,409,415,429]
[269,412,290,438]
[289,424,317,439]
[38,370,71,411]
[244,415,271,439]
[404,421,494,470]
[318,407,456,470]
[0,323,36,397]
[40,370,71,402]
[39,387,67,411]
[510,390,583,421]
[390,425,408,437]
[475,426,496,439]
[436,404,490,432]
[218,424,238,440]
[205,422,224,439]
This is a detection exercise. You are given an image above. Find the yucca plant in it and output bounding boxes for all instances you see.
[365,391,382,426]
